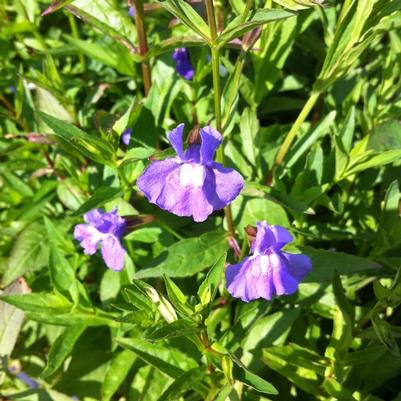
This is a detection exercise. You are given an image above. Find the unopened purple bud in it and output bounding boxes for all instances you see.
[121,128,132,146]
[9,85,16,93]
[129,6,135,17]
[16,372,39,389]
[172,48,194,80]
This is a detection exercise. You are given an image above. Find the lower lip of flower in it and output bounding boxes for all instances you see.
[179,163,206,188]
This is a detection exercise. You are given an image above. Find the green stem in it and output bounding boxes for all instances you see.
[205,0,236,239]
[240,0,253,23]
[132,0,151,96]
[274,92,320,167]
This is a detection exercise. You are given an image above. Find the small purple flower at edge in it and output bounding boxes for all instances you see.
[122,128,132,146]
[74,209,126,271]
[137,124,244,222]
[172,48,194,80]
[129,5,135,18]
[226,222,312,302]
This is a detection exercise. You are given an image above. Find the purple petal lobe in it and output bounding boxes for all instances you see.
[167,124,185,160]
[101,235,125,271]
[122,128,132,145]
[199,126,222,165]
[74,224,102,255]
[281,252,312,282]
[74,208,127,270]
[137,158,181,203]
[252,222,293,254]
[212,162,244,207]
[155,163,214,222]
[226,257,273,302]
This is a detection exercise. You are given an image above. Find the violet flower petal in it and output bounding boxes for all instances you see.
[122,128,132,145]
[137,158,181,203]
[212,162,245,207]
[101,235,126,271]
[167,123,185,160]
[155,163,214,222]
[281,252,312,282]
[252,222,293,254]
[74,224,102,255]
[199,126,222,165]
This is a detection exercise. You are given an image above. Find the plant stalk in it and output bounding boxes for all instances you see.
[132,0,151,96]
[274,92,320,167]
[240,0,253,23]
[205,0,236,239]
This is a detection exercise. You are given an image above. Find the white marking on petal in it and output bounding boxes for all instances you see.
[179,163,206,188]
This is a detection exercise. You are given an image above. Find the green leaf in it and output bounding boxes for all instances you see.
[66,0,138,52]
[216,8,295,47]
[134,231,228,279]
[2,222,49,287]
[155,367,207,401]
[72,187,123,217]
[285,111,336,168]
[368,120,401,151]
[302,247,381,282]
[41,0,75,16]
[0,279,30,357]
[239,108,260,172]
[144,319,201,342]
[101,350,136,401]
[115,337,198,378]
[231,357,278,395]
[243,182,315,215]
[125,227,162,243]
[65,35,137,75]
[346,149,401,176]
[263,343,326,394]
[371,315,400,357]
[0,293,71,314]
[198,253,226,306]
[38,112,115,166]
[163,276,194,316]
[100,269,121,303]
[160,0,211,42]
[41,323,87,377]
[146,35,205,59]
[372,180,401,255]
[49,246,79,304]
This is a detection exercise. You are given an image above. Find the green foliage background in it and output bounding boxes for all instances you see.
[1,0,401,400]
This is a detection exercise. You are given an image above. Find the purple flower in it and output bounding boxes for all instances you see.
[74,209,126,271]
[129,5,135,17]
[172,48,194,80]
[226,222,312,302]
[137,124,244,222]
[121,128,132,146]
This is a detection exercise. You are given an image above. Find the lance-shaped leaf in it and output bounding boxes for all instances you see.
[41,324,87,377]
[134,231,228,279]
[0,279,30,357]
[41,0,75,16]
[216,8,295,47]
[39,112,115,166]
[160,0,211,42]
